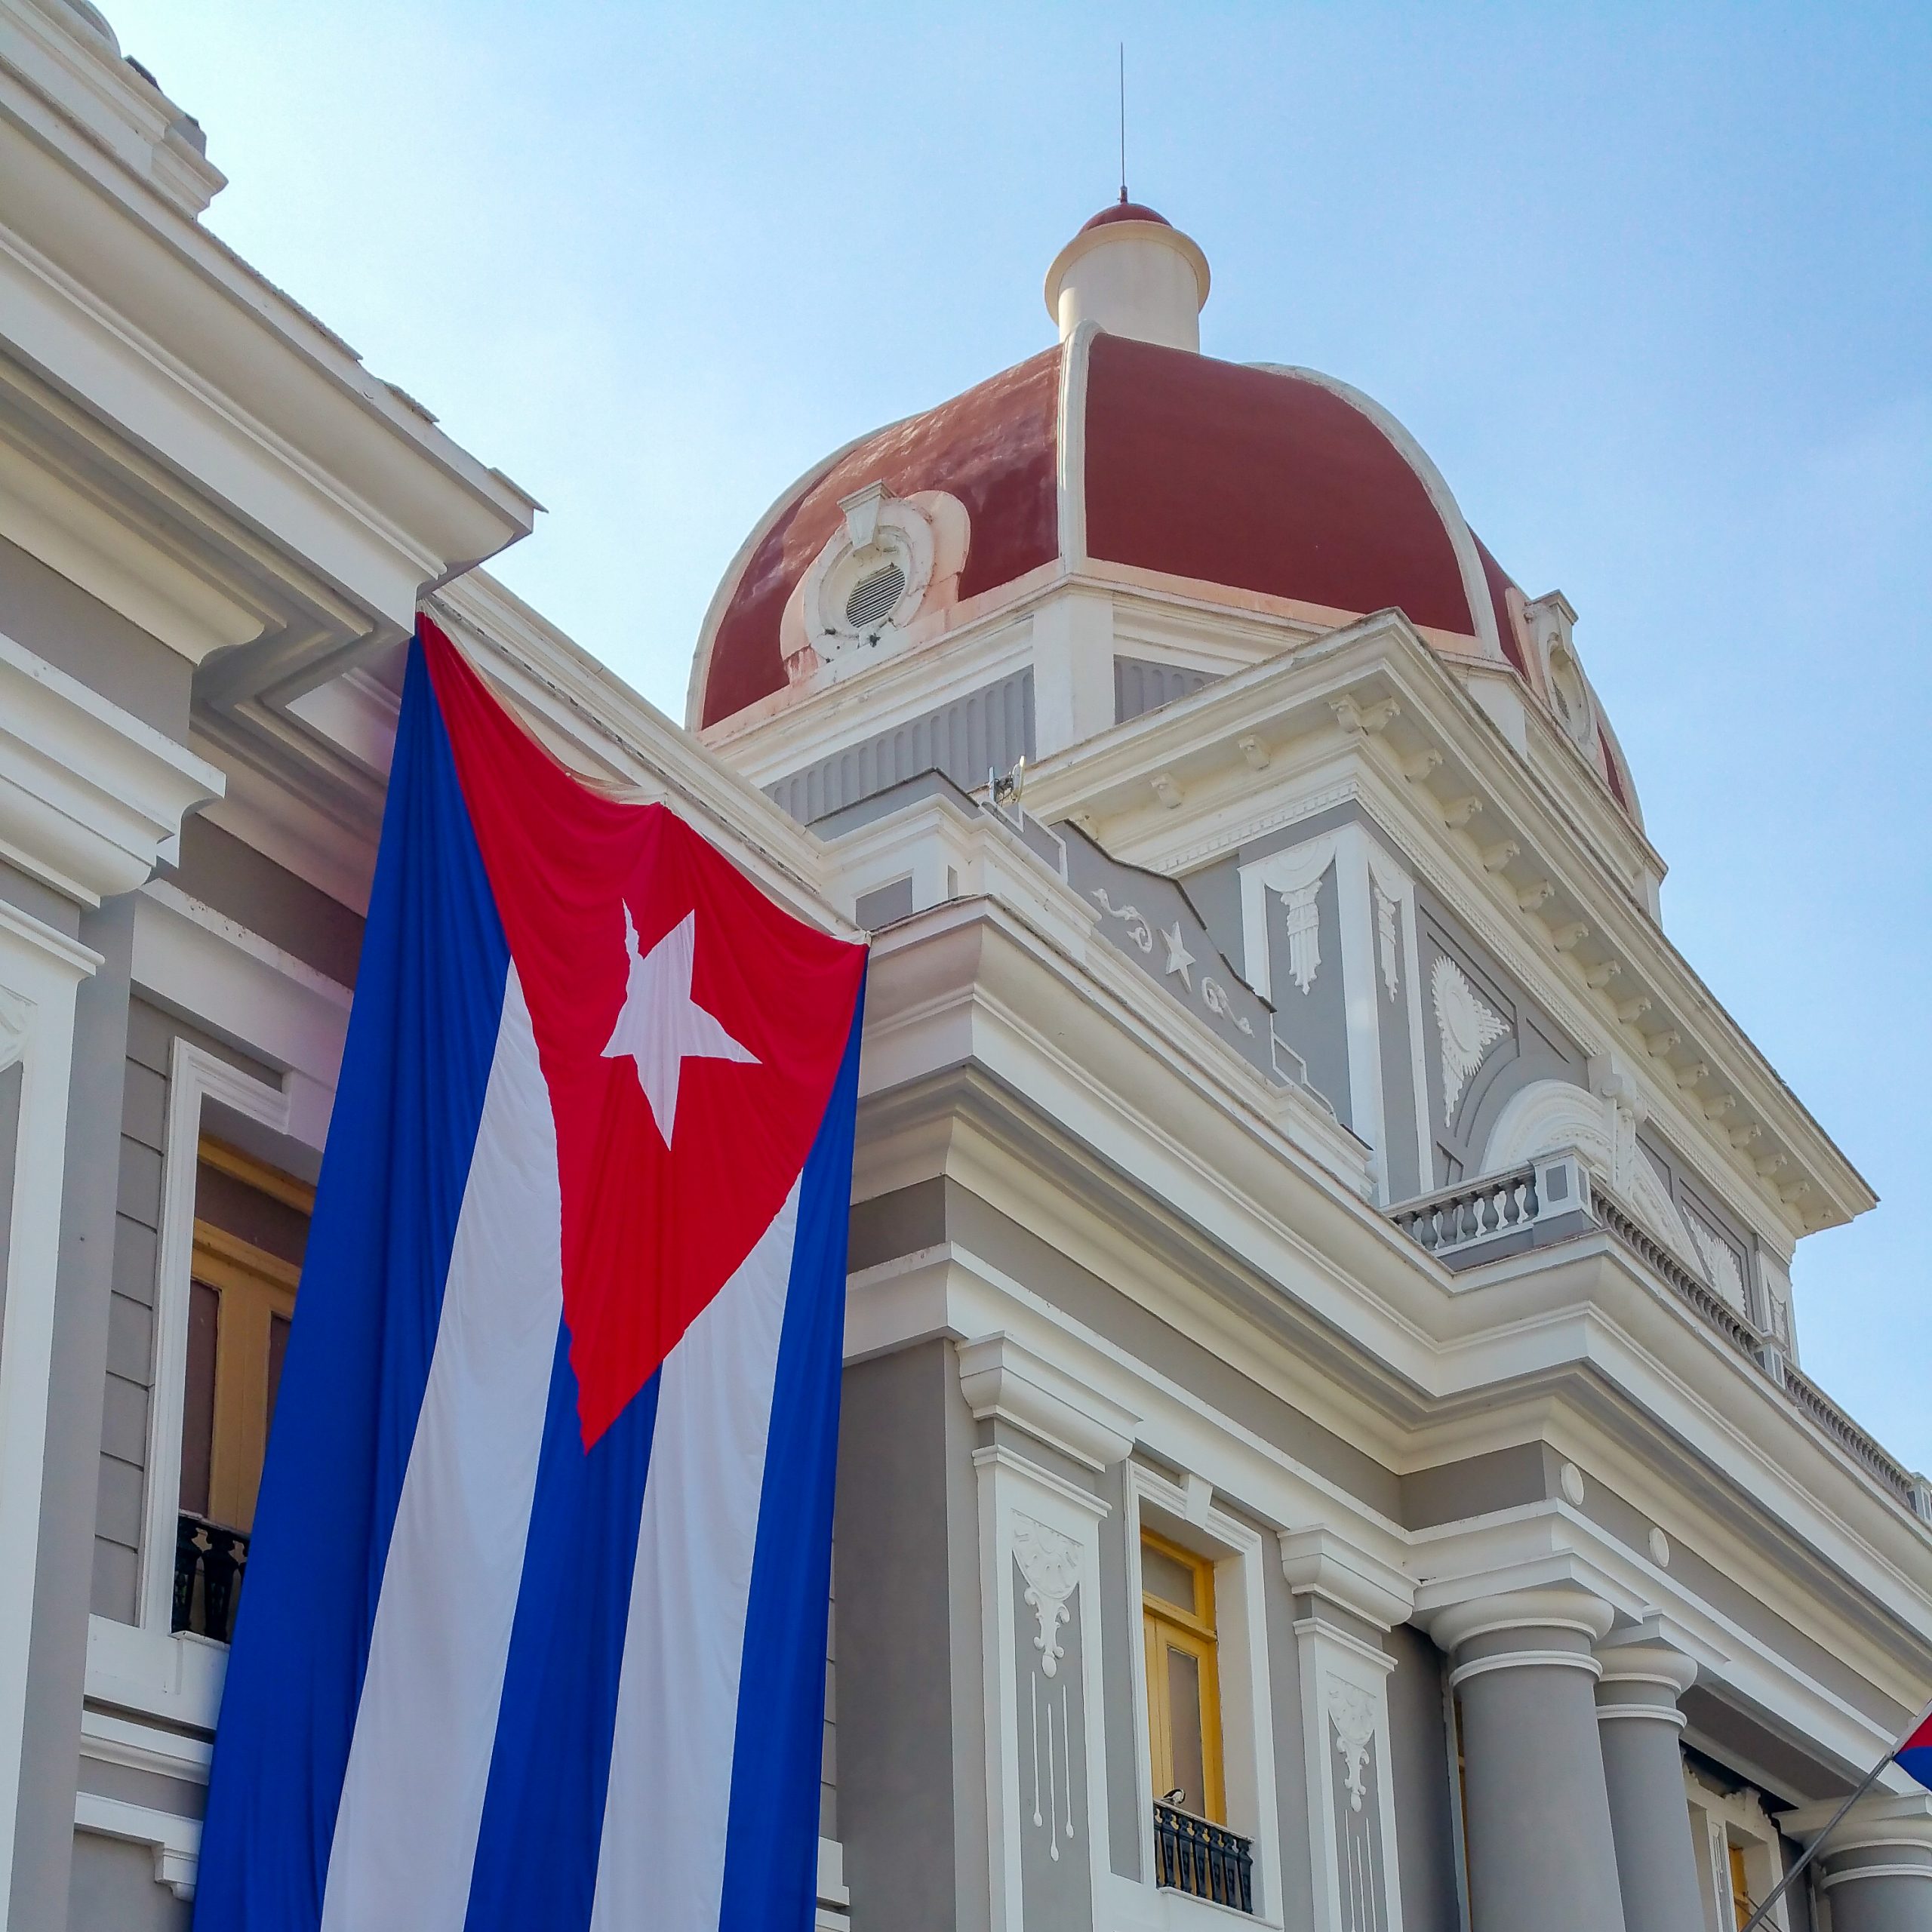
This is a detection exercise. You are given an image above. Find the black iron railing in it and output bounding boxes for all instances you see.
[174,1512,248,1641]
[1152,1800,1254,1914]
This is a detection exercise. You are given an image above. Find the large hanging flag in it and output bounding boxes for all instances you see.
[193,617,866,1932]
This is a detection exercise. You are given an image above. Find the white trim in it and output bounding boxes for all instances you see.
[1057,324,1093,571]
[1122,1463,1287,1930]
[1447,1649,1603,1689]
[137,1038,290,1638]
[1593,1703,1687,1727]
[0,899,95,1918]
[1332,825,1389,1197]
[78,1707,211,1784]
[72,1789,200,1900]
[1819,1863,1932,1890]
[130,878,346,1150]
[0,625,221,903]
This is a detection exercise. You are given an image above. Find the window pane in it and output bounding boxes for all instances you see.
[1165,1644,1206,1816]
[266,1311,291,1435]
[180,1280,218,1516]
[1142,1543,1196,1615]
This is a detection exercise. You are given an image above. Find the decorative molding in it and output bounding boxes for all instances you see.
[1159,922,1195,989]
[1432,955,1509,1124]
[1278,1524,1416,1631]
[0,627,222,904]
[72,1791,198,1900]
[1090,886,1153,952]
[1013,1515,1081,1678]
[1328,1681,1377,1812]
[1241,832,1340,997]
[1200,976,1254,1035]
[956,1333,1137,1472]
[1364,848,1410,1002]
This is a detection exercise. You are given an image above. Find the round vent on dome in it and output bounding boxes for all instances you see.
[844,562,906,631]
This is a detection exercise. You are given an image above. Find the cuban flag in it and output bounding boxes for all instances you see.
[193,617,866,1932]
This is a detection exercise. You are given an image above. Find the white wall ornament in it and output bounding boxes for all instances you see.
[1091,888,1153,953]
[1684,1206,1748,1315]
[785,483,968,682]
[1013,1515,1081,1678]
[1432,955,1509,1124]
[1328,1681,1377,1813]
[1240,832,1340,998]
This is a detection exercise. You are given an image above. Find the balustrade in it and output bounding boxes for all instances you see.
[1389,1156,1930,1524]
[1152,1800,1254,1914]
[174,1511,248,1642]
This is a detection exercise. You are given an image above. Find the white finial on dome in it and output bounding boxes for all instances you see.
[1044,201,1210,354]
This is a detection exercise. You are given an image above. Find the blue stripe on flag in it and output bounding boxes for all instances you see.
[462,1334,663,1932]
[194,642,512,1932]
[717,988,865,1932]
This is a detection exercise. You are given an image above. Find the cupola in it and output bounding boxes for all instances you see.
[1043,198,1211,353]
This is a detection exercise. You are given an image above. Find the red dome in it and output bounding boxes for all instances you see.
[1081,199,1172,232]
[689,333,1634,792]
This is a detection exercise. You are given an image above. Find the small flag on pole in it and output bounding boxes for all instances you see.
[193,617,866,1932]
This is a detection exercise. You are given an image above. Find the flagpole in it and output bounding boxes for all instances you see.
[1737,1698,1932,1932]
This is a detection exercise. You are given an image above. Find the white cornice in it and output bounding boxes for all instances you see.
[0,625,220,902]
[1018,615,1869,1237]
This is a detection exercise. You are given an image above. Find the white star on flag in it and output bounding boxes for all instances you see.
[601,906,758,1144]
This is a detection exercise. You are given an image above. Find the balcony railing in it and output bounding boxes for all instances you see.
[1152,1801,1254,1914]
[1389,1155,1930,1523]
[174,1512,248,1642]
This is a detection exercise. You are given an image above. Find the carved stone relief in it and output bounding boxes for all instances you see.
[1010,1527,1089,1911]
[1326,1683,1390,1932]
[1328,1680,1377,1813]
[1432,955,1510,1124]
[1014,1515,1080,1679]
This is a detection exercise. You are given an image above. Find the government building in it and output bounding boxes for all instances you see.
[2,3,1928,1930]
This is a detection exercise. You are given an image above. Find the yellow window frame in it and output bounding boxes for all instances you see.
[1140,1528,1226,1822]
[189,1220,298,1534]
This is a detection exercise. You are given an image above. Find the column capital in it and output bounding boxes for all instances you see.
[1426,1583,1616,1660]
[1278,1524,1415,1632]
[1595,1615,1698,1725]
[1783,1789,1932,1859]
[956,1332,1137,1471]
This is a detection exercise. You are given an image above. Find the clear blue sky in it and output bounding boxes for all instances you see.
[109,3,1930,1466]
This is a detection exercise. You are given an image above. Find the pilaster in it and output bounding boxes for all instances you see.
[0,897,97,1929]
[1280,1525,1417,1932]
[961,1334,1137,1932]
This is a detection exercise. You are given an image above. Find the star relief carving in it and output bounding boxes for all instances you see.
[1160,922,1195,989]
[601,906,758,1144]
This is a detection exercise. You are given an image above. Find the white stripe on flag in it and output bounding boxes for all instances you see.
[321,968,562,1932]
[589,1180,801,1932]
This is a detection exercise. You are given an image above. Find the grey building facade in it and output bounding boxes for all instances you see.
[1,6,1927,1932]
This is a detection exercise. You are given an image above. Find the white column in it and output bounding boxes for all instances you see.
[0,902,98,1921]
[1280,1525,1419,1932]
[1029,587,1115,757]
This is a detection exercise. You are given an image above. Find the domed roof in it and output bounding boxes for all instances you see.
[1081,198,1172,231]
[689,226,1638,817]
